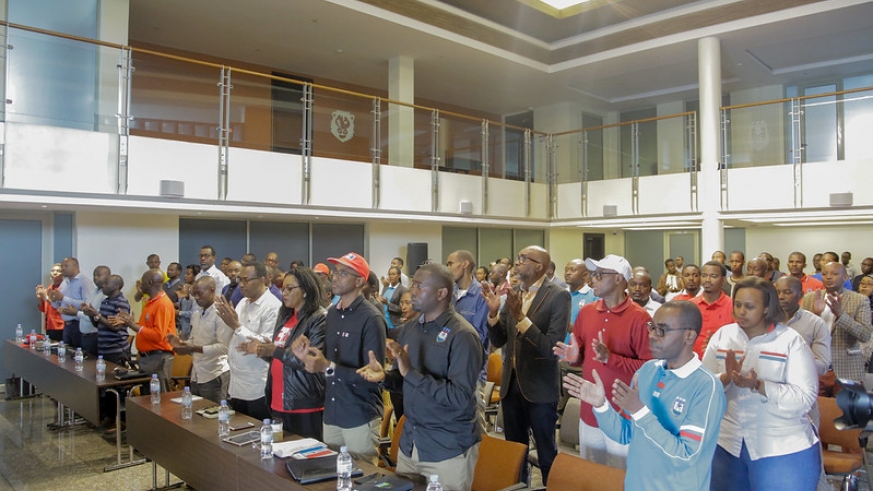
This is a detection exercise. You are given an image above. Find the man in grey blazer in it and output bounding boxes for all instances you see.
[802,261,872,383]
[483,245,570,484]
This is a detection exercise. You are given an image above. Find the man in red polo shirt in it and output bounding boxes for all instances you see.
[787,252,824,296]
[554,254,652,469]
[691,261,733,356]
[116,269,176,390]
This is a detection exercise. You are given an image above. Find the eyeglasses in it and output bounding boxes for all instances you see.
[516,255,542,265]
[238,276,261,285]
[646,321,689,338]
[591,270,620,280]
[332,269,360,279]
[281,285,301,295]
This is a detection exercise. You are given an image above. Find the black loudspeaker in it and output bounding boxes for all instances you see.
[407,243,428,273]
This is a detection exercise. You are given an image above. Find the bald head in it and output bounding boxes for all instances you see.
[141,268,165,296]
[516,245,550,287]
[746,258,768,278]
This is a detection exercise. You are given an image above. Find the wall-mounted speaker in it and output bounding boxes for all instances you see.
[407,242,428,272]
[160,180,185,198]
[459,200,473,215]
[603,204,618,217]
[829,192,853,207]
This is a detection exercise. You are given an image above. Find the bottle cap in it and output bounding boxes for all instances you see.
[340,445,348,452]
[263,418,271,424]
[220,399,226,405]
[430,475,439,482]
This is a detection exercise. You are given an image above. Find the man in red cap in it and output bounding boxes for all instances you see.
[293,252,387,462]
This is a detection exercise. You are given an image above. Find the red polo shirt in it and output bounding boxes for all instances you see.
[798,274,824,295]
[691,292,733,356]
[572,295,652,427]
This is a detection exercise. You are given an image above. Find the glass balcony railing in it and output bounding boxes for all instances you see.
[721,86,873,168]
[6,21,872,199]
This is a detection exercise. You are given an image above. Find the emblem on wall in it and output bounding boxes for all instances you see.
[750,120,769,151]
[331,110,355,143]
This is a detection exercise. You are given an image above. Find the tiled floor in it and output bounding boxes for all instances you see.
[0,391,181,491]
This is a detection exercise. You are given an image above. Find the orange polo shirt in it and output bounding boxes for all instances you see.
[691,291,733,357]
[136,291,175,353]
[799,274,824,295]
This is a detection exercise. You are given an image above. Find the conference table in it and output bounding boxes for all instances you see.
[2,339,152,471]
[127,393,423,491]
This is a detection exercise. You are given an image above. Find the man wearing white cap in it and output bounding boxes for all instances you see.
[554,254,652,469]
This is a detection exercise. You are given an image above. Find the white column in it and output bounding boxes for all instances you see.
[698,37,723,256]
[97,0,130,133]
[388,56,414,167]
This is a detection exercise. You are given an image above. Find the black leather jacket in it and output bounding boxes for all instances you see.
[264,306,327,411]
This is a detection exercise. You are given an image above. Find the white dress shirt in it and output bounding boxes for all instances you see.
[227,289,281,401]
[197,265,230,295]
[702,323,818,460]
[189,303,232,384]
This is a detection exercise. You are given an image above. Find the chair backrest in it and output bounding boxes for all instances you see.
[819,396,863,454]
[380,405,394,439]
[559,398,581,447]
[471,434,528,491]
[487,352,502,384]
[547,452,625,491]
[389,415,405,466]
[171,354,193,379]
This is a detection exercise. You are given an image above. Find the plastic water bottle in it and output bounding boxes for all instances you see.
[150,374,161,405]
[14,324,23,344]
[57,342,66,362]
[217,400,230,437]
[337,445,353,491]
[181,387,193,420]
[426,475,443,491]
[74,348,84,371]
[43,337,52,356]
[260,418,273,460]
[95,356,106,381]
[29,330,37,349]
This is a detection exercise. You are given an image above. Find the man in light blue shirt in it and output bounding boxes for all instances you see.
[447,250,490,381]
[48,257,95,349]
[76,265,110,357]
[564,301,725,490]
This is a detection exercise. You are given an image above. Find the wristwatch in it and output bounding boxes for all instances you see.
[325,361,336,377]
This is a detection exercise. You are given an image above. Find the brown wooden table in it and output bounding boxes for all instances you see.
[127,393,412,491]
[2,339,149,424]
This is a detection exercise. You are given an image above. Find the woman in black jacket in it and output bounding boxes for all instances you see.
[249,266,326,439]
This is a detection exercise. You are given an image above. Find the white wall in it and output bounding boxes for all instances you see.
[367,221,442,277]
[745,225,872,274]
[75,211,179,317]
[128,136,218,199]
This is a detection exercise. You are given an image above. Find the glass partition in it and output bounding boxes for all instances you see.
[6,26,120,132]
[310,88,374,162]
[413,106,435,170]
[844,75,873,160]
[129,51,222,144]
[439,113,483,176]
[553,132,580,184]
[225,72,280,152]
[486,122,508,179]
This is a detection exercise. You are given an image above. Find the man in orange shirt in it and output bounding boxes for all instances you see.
[691,261,733,356]
[787,252,824,296]
[116,269,176,390]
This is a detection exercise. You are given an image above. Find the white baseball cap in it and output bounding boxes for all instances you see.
[585,254,633,282]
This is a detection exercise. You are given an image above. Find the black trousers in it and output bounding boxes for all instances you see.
[502,373,558,484]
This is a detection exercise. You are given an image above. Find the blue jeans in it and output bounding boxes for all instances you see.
[711,441,821,491]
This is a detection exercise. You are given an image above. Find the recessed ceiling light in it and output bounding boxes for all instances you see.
[40,205,48,208]
[539,0,590,9]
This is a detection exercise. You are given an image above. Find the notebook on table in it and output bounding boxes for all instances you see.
[354,474,414,491]
[284,455,363,484]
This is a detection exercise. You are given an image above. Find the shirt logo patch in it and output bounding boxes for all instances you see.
[672,397,686,416]
[341,332,350,338]
[437,327,450,343]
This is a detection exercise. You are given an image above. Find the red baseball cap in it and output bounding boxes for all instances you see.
[313,263,330,275]
[327,252,369,279]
